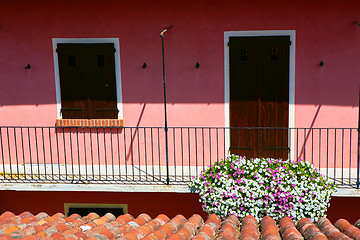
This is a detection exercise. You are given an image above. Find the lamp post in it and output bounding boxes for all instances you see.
[357,83,360,189]
[160,25,172,185]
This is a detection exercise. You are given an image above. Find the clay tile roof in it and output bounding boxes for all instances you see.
[0,212,359,240]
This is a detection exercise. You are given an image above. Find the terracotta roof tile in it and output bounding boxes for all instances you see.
[318,218,350,240]
[278,217,303,240]
[239,215,259,240]
[194,214,221,240]
[216,215,240,240]
[1,212,360,240]
[298,218,327,240]
[334,219,360,239]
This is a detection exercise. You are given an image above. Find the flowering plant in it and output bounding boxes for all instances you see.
[189,155,336,223]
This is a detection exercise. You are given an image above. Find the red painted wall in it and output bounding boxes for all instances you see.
[0,191,206,220]
[0,191,359,224]
[327,197,360,223]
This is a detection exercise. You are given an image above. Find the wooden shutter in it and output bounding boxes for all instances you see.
[229,37,258,158]
[57,43,118,119]
[57,44,88,119]
[87,43,118,119]
[258,37,289,159]
[229,36,289,159]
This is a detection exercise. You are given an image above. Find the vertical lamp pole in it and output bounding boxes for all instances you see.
[357,83,360,189]
[160,25,172,185]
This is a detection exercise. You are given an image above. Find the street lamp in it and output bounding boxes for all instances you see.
[160,25,172,185]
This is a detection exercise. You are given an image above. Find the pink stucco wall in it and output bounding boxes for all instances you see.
[0,0,359,127]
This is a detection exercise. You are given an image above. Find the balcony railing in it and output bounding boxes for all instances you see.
[0,126,358,188]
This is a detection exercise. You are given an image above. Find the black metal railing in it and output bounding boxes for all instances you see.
[0,126,358,187]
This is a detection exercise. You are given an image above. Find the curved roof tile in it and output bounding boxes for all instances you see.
[0,212,359,240]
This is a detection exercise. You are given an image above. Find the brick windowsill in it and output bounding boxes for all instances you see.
[55,119,124,127]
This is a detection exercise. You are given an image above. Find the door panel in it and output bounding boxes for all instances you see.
[229,36,289,159]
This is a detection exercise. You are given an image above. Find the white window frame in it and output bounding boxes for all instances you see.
[224,30,296,159]
[64,203,128,217]
[52,38,123,119]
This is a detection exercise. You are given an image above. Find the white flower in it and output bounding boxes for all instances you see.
[189,156,336,223]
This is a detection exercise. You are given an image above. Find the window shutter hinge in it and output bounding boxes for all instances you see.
[289,41,292,46]
[227,42,230,47]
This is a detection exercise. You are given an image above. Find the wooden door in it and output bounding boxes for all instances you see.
[229,36,290,159]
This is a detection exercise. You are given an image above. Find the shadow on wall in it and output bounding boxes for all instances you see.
[298,105,322,159]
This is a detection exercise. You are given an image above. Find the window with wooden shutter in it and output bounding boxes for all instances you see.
[57,43,118,119]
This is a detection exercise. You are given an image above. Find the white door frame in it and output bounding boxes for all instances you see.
[224,30,296,159]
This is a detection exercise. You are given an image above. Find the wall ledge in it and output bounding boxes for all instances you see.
[56,119,124,127]
[333,187,360,197]
[1,183,359,196]
[0,183,190,193]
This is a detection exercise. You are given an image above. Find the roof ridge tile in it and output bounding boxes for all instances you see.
[105,213,117,222]
[193,214,221,240]
[317,218,351,240]
[137,214,152,223]
[149,214,186,240]
[119,214,172,240]
[113,214,152,238]
[18,212,34,219]
[334,218,360,239]
[52,213,66,220]
[155,214,171,226]
[35,212,49,221]
[354,219,360,229]
[260,215,280,240]
[116,214,135,225]
[278,216,302,240]
[297,218,327,240]
[119,221,153,239]
[240,215,260,240]
[167,214,203,240]
[0,212,15,221]
[216,215,240,240]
